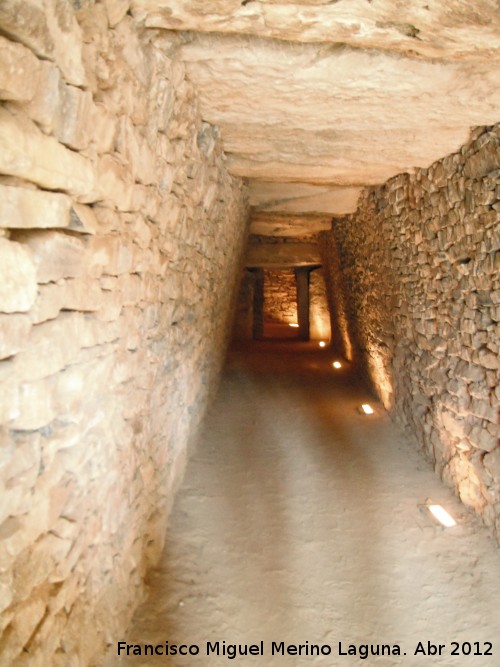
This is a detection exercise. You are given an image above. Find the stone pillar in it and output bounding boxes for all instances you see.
[309,268,331,341]
[252,268,264,339]
[295,267,310,341]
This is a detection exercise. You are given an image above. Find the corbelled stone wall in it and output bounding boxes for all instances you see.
[0,5,248,665]
[321,125,500,542]
[263,269,297,326]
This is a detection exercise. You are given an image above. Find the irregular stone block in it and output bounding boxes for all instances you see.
[0,516,25,572]
[116,117,156,185]
[89,104,117,155]
[54,84,93,150]
[104,0,131,27]
[0,185,72,230]
[0,0,86,86]
[119,274,142,305]
[484,449,500,480]
[64,277,104,313]
[154,76,175,134]
[86,235,134,276]
[70,204,98,235]
[469,398,498,423]
[94,291,123,322]
[20,60,61,132]
[454,360,487,383]
[0,35,40,102]
[0,571,13,615]
[0,186,96,244]
[0,108,95,197]
[29,283,66,325]
[93,154,134,210]
[464,143,500,179]
[12,230,86,284]
[12,378,56,431]
[128,214,152,249]
[2,594,47,659]
[29,277,104,325]
[469,424,499,453]
[0,370,19,425]
[14,531,72,598]
[54,355,115,418]
[473,348,499,370]
[0,314,31,359]
[14,313,86,382]
[0,238,37,313]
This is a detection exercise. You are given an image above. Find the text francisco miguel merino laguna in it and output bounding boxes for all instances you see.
[117,640,404,660]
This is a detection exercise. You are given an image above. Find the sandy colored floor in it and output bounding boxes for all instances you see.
[111,343,500,667]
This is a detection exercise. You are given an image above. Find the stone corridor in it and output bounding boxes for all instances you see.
[111,343,500,667]
[0,2,499,664]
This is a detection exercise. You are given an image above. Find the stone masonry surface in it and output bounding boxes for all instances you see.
[0,4,248,665]
[321,125,500,543]
[263,269,297,326]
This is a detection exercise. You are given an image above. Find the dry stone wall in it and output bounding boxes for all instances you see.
[263,269,297,326]
[0,4,248,665]
[321,125,500,542]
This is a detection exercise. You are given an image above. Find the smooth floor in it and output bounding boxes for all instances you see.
[113,342,500,667]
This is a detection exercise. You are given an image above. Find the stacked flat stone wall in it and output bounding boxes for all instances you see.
[263,269,297,325]
[321,125,500,542]
[0,5,248,665]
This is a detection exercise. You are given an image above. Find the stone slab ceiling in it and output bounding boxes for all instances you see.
[250,211,332,237]
[133,0,500,219]
[246,238,321,267]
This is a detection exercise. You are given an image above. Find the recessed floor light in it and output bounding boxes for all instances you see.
[332,361,342,369]
[319,341,326,347]
[427,504,457,528]
[289,323,299,328]
[361,403,374,414]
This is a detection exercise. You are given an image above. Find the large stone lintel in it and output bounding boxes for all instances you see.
[179,35,500,189]
[249,182,361,215]
[132,0,500,61]
[250,212,332,238]
[245,241,321,268]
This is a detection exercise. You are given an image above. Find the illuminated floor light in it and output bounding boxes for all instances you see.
[332,361,342,369]
[361,403,374,414]
[428,504,457,528]
[319,341,326,348]
[289,323,299,328]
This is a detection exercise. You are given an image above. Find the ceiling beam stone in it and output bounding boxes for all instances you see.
[132,0,500,61]
[179,34,500,188]
[245,240,321,268]
[250,212,331,237]
[249,182,361,215]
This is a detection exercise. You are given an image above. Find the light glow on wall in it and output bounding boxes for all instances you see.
[361,403,374,414]
[366,350,393,411]
[428,504,457,528]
